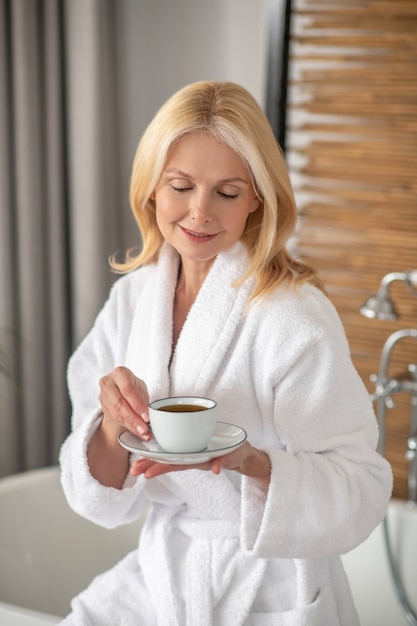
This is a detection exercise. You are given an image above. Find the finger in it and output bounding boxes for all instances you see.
[113,366,150,419]
[130,458,155,476]
[209,442,251,475]
[99,368,150,437]
[210,456,224,475]
[131,459,212,479]
[130,459,177,478]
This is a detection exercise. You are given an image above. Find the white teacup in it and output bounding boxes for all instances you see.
[149,396,217,453]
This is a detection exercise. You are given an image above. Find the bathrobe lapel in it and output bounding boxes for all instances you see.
[125,244,179,399]
[126,241,255,401]
[170,241,255,397]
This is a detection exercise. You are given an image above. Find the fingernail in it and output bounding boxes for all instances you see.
[212,463,222,475]
[136,423,147,435]
[140,412,150,423]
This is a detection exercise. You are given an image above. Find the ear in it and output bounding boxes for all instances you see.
[149,190,156,200]
[249,195,261,213]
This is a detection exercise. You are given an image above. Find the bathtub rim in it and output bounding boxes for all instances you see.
[0,599,61,624]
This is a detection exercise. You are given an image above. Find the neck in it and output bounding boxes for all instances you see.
[176,257,215,301]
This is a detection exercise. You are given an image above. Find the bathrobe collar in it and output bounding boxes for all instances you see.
[126,241,255,402]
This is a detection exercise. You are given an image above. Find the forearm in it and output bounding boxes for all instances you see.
[87,417,130,489]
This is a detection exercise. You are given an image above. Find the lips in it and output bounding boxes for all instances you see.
[179,226,218,242]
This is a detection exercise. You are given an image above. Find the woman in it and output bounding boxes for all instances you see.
[59,81,392,625]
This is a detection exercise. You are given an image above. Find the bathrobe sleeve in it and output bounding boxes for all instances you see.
[240,287,393,559]
[59,270,152,529]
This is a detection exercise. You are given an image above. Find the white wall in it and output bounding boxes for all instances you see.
[119,0,268,169]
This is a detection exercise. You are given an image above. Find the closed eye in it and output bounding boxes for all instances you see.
[218,191,238,199]
[171,185,192,193]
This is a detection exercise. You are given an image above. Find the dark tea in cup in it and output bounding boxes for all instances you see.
[149,396,217,453]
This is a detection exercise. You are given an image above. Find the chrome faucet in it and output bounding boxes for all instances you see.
[360,270,417,321]
[369,328,417,502]
[360,272,417,625]
[360,270,417,503]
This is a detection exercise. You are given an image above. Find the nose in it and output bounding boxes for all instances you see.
[190,190,212,224]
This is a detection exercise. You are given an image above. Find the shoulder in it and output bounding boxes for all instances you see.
[254,282,336,319]
[106,263,156,309]
[248,282,348,348]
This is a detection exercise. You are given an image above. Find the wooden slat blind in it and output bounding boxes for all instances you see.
[286,0,417,498]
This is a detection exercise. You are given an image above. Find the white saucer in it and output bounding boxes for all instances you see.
[118,421,247,465]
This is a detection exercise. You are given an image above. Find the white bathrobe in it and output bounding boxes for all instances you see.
[59,241,392,626]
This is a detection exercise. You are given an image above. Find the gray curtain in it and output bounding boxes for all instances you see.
[0,0,135,476]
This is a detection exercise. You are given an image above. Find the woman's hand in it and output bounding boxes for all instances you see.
[88,367,151,488]
[98,366,151,440]
[130,441,271,488]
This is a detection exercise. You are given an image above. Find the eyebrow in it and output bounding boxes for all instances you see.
[164,168,250,185]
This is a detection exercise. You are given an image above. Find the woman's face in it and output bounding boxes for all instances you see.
[153,132,259,270]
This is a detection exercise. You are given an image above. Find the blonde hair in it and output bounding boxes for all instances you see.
[111,81,325,299]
